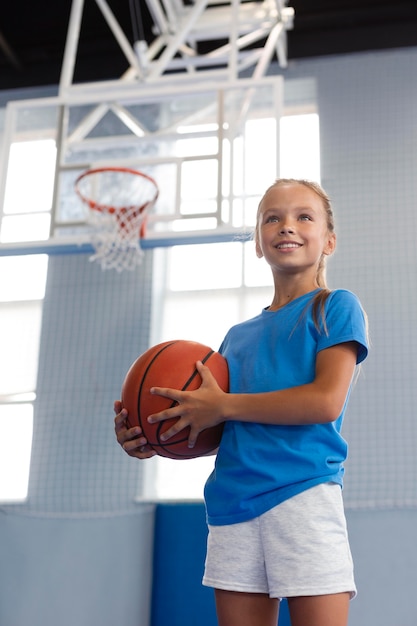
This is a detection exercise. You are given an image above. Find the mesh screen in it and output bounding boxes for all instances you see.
[7,252,153,516]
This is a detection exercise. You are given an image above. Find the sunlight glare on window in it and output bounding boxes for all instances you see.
[3,139,56,215]
[0,254,47,501]
[168,243,242,290]
[0,301,43,396]
[0,255,48,302]
[0,404,33,501]
[244,118,278,195]
[152,456,215,501]
[280,114,320,181]
[244,240,274,287]
[1,213,51,243]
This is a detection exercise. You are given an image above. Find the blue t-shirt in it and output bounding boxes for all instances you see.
[204,288,368,526]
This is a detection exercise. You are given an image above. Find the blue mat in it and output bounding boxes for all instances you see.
[151,502,291,626]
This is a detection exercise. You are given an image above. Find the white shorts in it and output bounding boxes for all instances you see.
[203,482,356,600]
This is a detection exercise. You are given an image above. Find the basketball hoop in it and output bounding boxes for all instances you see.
[74,167,159,272]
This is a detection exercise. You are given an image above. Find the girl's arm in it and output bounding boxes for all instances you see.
[148,341,358,449]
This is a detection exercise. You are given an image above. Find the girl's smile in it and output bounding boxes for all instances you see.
[275,241,302,250]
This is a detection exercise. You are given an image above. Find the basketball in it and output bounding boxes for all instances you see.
[121,340,229,459]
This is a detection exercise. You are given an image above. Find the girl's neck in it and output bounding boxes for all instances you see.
[268,279,320,312]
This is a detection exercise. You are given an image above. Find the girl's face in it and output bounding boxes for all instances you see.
[255,183,336,280]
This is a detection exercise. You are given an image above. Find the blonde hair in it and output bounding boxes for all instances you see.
[256,178,335,332]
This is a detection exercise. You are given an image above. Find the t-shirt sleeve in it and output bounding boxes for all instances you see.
[317,289,369,364]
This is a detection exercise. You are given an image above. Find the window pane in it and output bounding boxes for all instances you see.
[168,243,242,290]
[0,255,48,301]
[1,213,51,243]
[3,139,56,214]
[181,159,218,203]
[280,113,320,181]
[0,301,43,395]
[244,118,278,194]
[243,240,274,287]
[161,290,243,348]
[0,404,33,501]
[150,456,215,501]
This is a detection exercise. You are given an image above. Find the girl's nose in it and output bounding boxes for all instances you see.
[280,222,295,234]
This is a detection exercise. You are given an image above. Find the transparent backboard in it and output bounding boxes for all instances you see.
[0,77,282,251]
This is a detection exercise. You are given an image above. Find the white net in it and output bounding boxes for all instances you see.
[88,205,147,272]
[75,168,159,272]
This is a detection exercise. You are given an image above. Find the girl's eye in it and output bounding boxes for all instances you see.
[265,215,279,223]
[299,214,312,221]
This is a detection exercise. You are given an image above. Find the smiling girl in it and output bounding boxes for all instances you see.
[115,179,369,626]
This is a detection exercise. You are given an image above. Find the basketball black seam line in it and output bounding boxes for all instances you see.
[155,349,214,448]
[177,349,214,392]
[142,347,216,456]
[137,341,178,440]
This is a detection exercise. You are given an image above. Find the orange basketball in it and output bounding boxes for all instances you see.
[121,340,229,459]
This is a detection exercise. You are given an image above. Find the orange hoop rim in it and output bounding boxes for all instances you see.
[74,166,159,214]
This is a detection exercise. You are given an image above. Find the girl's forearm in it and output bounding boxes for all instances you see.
[222,384,342,426]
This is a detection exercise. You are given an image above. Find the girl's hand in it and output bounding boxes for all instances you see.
[147,360,227,449]
[114,400,156,459]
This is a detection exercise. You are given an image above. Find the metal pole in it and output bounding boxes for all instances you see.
[59,0,85,94]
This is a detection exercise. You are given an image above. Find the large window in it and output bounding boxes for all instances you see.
[0,254,48,501]
[144,112,320,501]
[0,136,54,500]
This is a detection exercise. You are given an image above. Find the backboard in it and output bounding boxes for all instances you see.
[0,76,283,255]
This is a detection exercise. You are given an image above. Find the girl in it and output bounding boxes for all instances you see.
[114,179,369,626]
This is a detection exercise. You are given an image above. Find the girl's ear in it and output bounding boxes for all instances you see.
[323,232,336,256]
